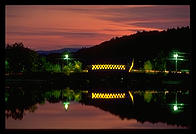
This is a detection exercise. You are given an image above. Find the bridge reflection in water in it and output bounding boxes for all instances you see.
[5,84,191,128]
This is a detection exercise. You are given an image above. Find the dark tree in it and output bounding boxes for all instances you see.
[5,42,39,73]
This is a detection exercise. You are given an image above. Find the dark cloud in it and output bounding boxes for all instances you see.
[7,31,110,38]
[94,5,190,28]
[129,20,190,29]
[6,5,190,28]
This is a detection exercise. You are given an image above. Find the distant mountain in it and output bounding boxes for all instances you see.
[37,48,81,55]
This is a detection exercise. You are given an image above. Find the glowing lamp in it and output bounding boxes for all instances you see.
[63,102,70,111]
[173,53,178,58]
[173,105,178,111]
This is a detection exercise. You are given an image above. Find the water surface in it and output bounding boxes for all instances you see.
[5,85,191,129]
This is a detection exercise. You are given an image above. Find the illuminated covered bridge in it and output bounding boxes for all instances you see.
[90,59,134,72]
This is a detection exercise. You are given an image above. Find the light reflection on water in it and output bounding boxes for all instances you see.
[5,86,191,129]
[6,101,188,129]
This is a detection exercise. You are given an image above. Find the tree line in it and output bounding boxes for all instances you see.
[75,26,191,71]
[5,42,82,75]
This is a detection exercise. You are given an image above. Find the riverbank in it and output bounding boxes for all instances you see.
[5,71,191,90]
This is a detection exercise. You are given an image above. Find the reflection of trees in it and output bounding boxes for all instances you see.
[5,104,38,120]
[44,87,82,103]
[143,91,153,103]
[80,91,191,127]
[5,85,45,120]
[5,85,82,120]
[5,84,191,127]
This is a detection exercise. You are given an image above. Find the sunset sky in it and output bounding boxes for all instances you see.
[6,5,190,50]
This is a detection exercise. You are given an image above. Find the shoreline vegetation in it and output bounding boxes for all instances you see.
[5,26,192,90]
[5,71,191,91]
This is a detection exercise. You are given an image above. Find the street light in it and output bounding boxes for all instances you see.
[63,54,69,64]
[65,54,68,59]
[173,53,178,72]
[170,93,184,113]
[63,101,70,111]
[173,105,178,111]
[168,51,187,72]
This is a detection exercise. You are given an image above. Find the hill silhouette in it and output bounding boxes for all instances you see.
[37,48,80,55]
[75,26,191,66]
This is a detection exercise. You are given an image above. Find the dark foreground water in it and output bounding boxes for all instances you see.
[5,83,192,129]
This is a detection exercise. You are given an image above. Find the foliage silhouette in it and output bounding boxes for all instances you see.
[75,26,191,70]
[5,43,39,73]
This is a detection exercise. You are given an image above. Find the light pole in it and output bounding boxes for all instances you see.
[64,54,69,65]
[168,51,187,73]
[171,92,184,113]
[60,54,69,72]
[63,101,70,111]
[173,53,178,72]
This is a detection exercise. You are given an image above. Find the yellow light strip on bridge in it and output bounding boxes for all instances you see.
[92,92,126,99]
[91,64,126,70]
[128,91,134,103]
[129,59,134,72]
